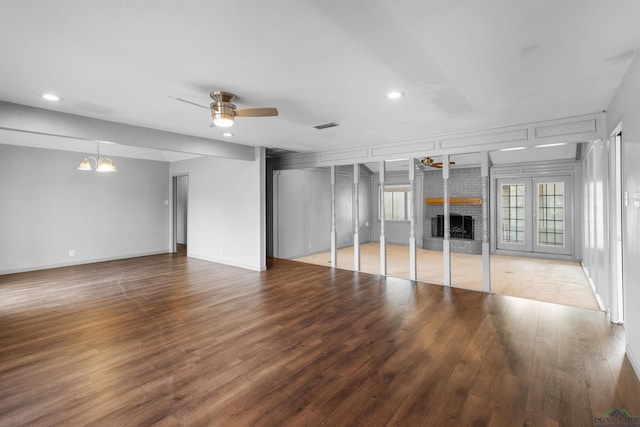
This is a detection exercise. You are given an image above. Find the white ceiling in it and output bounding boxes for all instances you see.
[1,0,639,160]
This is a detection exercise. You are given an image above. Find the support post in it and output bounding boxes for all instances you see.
[481,152,491,292]
[353,163,360,272]
[330,165,337,268]
[443,155,451,286]
[409,159,417,280]
[379,161,387,276]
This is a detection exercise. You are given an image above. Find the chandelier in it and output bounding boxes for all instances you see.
[78,142,117,172]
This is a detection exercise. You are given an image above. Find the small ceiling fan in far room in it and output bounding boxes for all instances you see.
[420,157,456,168]
[170,91,278,127]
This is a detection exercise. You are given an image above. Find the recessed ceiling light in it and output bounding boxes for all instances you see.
[500,147,526,151]
[42,93,60,101]
[387,91,403,100]
[223,132,233,137]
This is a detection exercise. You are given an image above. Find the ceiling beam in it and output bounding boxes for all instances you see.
[0,102,256,161]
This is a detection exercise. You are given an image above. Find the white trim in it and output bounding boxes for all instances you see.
[0,250,170,275]
[610,123,624,325]
[581,261,606,312]
[189,252,266,272]
[279,113,605,170]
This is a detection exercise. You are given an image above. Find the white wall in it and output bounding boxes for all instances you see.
[0,144,170,274]
[170,151,265,271]
[581,140,611,312]
[605,50,640,376]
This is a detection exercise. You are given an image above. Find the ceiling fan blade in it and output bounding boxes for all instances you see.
[169,96,209,109]
[235,107,278,117]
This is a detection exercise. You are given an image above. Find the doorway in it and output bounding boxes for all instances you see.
[496,176,573,256]
[613,130,625,323]
[172,175,189,255]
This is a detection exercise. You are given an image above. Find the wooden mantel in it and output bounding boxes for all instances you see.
[425,197,483,205]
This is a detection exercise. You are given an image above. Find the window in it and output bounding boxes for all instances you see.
[382,185,412,221]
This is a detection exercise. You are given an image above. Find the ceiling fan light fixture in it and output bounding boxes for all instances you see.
[420,157,455,168]
[213,115,234,127]
[211,102,235,127]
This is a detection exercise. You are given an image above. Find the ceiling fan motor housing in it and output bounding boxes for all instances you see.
[209,91,237,126]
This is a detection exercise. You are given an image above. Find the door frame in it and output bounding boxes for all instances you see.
[496,178,533,252]
[531,175,573,256]
[491,160,578,260]
[171,173,189,254]
[611,123,625,324]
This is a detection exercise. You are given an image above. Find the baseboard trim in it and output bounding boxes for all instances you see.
[0,250,170,276]
[581,261,606,312]
[188,252,266,272]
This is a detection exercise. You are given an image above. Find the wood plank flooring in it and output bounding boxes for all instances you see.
[1,253,638,426]
[293,243,600,310]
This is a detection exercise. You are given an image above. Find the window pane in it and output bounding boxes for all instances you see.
[501,184,525,244]
[393,192,405,220]
[383,185,411,221]
[537,182,565,247]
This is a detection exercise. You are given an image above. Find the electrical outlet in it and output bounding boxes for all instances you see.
[69,250,75,257]
[165,200,169,206]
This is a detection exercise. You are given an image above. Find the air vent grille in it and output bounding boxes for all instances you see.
[313,122,339,130]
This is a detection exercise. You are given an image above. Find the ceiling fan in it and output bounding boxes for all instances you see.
[171,91,278,128]
[420,157,456,169]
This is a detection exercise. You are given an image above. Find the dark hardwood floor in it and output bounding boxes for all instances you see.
[1,253,639,426]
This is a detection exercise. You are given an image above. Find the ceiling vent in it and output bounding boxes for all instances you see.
[313,122,339,130]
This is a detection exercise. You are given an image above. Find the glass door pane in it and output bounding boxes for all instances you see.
[537,182,564,246]
[533,177,572,255]
[497,179,532,252]
[501,184,525,243]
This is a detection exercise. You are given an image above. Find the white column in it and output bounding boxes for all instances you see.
[353,163,360,271]
[409,159,417,280]
[443,155,451,286]
[330,165,337,268]
[481,152,491,292]
[379,161,387,276]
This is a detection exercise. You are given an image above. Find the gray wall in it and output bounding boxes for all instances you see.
[423,167,482,240]
[273,166,371,259]
[0,144,170,274]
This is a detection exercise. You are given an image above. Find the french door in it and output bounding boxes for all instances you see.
[497,176,572,256]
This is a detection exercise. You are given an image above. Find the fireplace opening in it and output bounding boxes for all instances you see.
[431,214,474,240]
